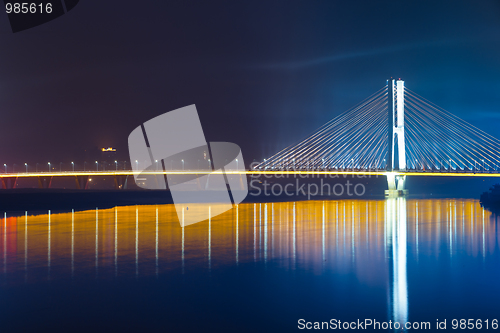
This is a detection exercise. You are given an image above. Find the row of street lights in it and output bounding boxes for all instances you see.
[3,158,240,173]
[2,161,124,173]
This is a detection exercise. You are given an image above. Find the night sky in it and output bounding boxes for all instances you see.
[1,0,500,168]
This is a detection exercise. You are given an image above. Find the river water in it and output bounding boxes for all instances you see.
[0,199,499,332]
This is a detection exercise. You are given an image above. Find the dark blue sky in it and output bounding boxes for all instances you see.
[1,0,500,166]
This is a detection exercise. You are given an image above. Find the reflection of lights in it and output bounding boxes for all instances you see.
[155,207,158,276]
[114,208,118,276]
[48,210,51,274]
[264,203,267,262]
[208,206,211,271]
[95,208,98,273]
[253,203,256,262]
[135,207,138,277]
[236,204,239,264]
[182,207,185,271]
[5,199,496,285]
[293,202,296,263]
[322,202,325,263]
[386,197,408,326]
[71,209,74,275]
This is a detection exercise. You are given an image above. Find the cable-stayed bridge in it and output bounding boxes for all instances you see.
[2,79,500,195]
[254,79,500,195]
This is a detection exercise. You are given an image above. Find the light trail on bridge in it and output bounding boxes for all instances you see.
[2,170,500,178]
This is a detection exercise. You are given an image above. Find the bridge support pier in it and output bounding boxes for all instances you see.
[113,175,128,189]
[385,173,408,197]
[0,177,17,189]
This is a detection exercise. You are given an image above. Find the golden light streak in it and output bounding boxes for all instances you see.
[2,170,500,178]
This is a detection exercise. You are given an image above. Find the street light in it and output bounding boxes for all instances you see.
[71,162,75,172]
[482,159,485,171]
[181,159,184,170]
[135,160,138,170]
[48,162,51,172]
[25,163,28,173]
[95,161,98,171]
[3,164,6,173]
[115,160,118,171]
[236,158,239,170]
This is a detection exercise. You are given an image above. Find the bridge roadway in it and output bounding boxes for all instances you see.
[1,170,500,178]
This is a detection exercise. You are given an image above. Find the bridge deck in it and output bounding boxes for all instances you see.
[1,170,500,177]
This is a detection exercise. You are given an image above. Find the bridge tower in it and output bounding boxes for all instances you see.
[386,79,408,196]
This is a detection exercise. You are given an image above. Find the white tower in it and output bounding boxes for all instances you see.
[388,79,406,171]
[386,79,407,196]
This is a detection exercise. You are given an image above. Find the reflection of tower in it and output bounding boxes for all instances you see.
[385,197,408,327]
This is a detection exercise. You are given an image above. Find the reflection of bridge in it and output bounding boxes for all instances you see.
[255,79,500,195]
[0,198,495,326]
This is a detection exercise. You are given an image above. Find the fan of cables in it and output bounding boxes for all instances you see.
[405,89,500,172]
[255,86,389,171]
[255,85,500,173]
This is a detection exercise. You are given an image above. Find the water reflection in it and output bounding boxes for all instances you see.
[386,198,408,327]
[0,198,498,324]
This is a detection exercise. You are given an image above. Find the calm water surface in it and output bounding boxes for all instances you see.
[1,199,499,332]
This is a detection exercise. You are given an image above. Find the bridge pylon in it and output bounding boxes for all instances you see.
[386,78,408,197]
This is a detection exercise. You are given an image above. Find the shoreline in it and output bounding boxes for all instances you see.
[0,187,488,216]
